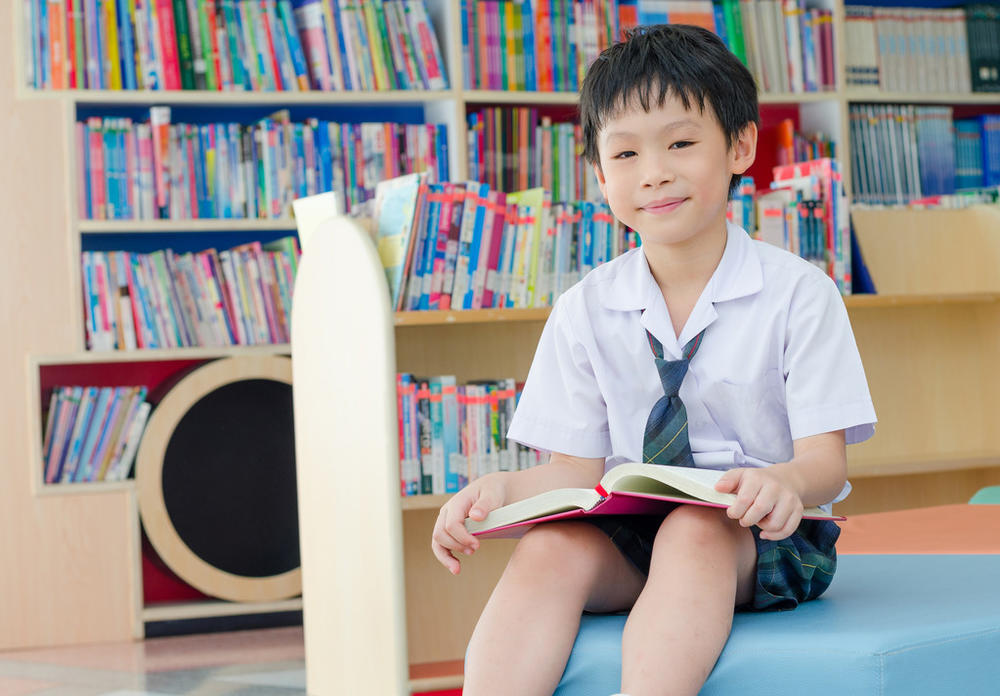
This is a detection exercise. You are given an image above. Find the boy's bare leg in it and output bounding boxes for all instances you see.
[464,521,646,696]
[621,506,758,696]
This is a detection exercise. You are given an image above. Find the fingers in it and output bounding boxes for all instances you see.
[758,500,804,541]
[725,472,761,523]
[431,489,485,574]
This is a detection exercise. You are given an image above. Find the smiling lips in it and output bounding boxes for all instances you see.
[641,198,687,214]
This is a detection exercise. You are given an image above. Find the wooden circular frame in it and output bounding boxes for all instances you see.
[136,355,301,603]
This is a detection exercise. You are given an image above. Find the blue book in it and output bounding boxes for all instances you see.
[712,2,729,47]
[461,183,490,309]
[45,387,83,483]
[981,115,1000,186]
[117,0,138,89]
[220,0,246,89]
[49,387,84,483]
[436,124,450,182]
[277,0,310,89]
[417,183,444,310]
[81,387,129,481]
[520,0,537,90]
[129,254,158,348]
[314,120,333,192]
[434,376,461,493]
[62,386,102,483]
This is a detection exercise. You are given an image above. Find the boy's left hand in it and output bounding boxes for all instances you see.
[714,467,803,541]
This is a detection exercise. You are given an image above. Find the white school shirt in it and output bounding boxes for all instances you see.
[507,221,877,505]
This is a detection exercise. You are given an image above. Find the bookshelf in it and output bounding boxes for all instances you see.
[3,0,999,677]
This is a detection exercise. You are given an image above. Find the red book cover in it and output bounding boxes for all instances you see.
[154,0,182,89]
[480,191,507,309]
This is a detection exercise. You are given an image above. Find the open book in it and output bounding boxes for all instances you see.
[465,463,844,539]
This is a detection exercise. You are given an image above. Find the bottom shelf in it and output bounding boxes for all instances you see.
[410,659,464,692]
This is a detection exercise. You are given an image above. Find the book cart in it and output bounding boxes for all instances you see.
[4,0,1000,691]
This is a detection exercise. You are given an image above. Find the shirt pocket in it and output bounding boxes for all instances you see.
[700,368,793,464]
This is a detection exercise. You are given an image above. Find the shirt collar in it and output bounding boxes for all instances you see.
[602,221,764,312]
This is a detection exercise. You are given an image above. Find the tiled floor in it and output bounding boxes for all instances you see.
[0,627,307,695]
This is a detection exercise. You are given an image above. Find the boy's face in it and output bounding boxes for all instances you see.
[593,91,756,250]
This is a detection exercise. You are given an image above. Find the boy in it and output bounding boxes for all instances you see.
[431,24,876,696]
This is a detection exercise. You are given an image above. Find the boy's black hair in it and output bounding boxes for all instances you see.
[580,24,759,196]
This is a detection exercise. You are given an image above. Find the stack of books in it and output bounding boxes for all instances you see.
[467,107,602,202]
[755,157,850,294]
[42,385,151,484]
[81,236,300,351]
[844,4,1000,94]
[24,0,449,92]
[849,106,1000,205]
[77,107,449,220]
[462,0,836,94]
[372,174,638,313]
[397,373,545,496]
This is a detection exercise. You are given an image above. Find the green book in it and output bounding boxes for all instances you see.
[172,0,196,89]
[195,0,217,90]
[722,0,747,66]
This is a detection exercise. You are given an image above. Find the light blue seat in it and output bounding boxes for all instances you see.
[554,554,1000,696]
[969,486,1000,504]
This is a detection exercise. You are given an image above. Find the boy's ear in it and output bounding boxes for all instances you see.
[593,162,607,196]
[730,123,758,176]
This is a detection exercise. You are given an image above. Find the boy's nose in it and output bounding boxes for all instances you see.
[639,155,674,187]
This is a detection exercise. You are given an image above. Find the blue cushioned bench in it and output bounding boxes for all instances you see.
[554,554,1000,695]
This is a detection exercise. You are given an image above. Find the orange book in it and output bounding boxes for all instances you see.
[65,0,78,88]
[49,0,67,89]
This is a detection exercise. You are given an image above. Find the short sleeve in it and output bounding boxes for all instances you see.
[506,296,612,457]
[784,275,877,445]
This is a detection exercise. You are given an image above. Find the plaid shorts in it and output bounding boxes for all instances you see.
[585,508,840,612]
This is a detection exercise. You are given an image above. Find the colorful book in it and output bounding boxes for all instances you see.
[467,462,843,539]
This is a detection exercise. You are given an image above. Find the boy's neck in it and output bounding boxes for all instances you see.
[643,221,729,299]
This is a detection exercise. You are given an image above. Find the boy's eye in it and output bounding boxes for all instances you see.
[612,150,637,159]
[670,141,694,150]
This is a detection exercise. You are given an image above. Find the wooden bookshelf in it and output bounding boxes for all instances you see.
[5,0,1000,674]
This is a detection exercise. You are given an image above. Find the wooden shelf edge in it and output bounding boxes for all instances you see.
[844,89,1000,104]
[142,597,303,623]
[849,452,1000,478]
[394,307,551,326]
[78,219,299,233]
[36,480,135,496]
[844,292,1000,308]
[32,344,291,365]
[409,660,464,692]
[401,494,451,511]
[22,88,459,105]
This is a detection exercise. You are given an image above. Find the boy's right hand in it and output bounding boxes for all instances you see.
[431,474,507,575]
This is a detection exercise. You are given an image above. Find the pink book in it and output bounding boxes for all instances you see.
[480,190,507,309]
[154,0,181,89]
[467,462,844,540]
[87,118,106,220]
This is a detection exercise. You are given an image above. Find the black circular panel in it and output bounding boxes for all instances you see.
[161,379,299,578]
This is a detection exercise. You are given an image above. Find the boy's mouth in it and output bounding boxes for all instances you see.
[640,197,687,214]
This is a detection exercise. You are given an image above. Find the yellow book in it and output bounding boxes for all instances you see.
[361,1,390,90]
[104,0,122,90]
[507,188,547,308]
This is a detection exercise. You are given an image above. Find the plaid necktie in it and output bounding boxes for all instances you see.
[642,328,706,468]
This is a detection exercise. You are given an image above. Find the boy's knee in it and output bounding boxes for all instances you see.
[511,522,609,578]
[655,504,745,548]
